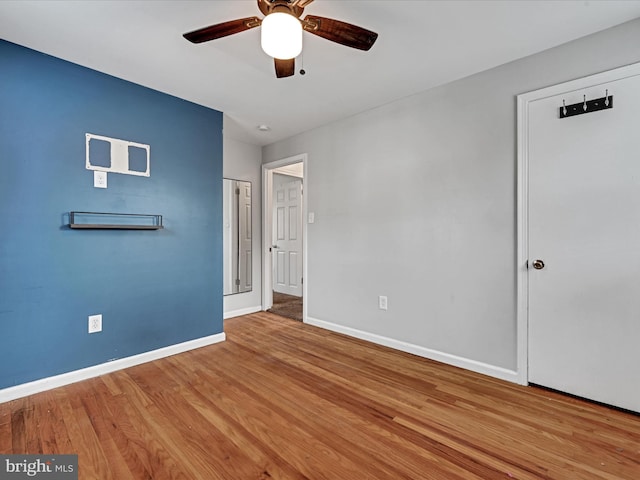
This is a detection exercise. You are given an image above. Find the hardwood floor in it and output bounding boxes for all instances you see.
[1,312,639,479]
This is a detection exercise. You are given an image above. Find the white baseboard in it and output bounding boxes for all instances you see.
[224,305,262,319]
[305,317,519,384]
[0,332,226,404]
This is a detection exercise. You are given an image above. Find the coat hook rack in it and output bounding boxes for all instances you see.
[559,90,613,119]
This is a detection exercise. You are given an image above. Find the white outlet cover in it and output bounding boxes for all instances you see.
[88,314,102,333]
[94,170,107,188]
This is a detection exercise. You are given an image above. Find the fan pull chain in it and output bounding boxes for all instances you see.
[299,51,306,75]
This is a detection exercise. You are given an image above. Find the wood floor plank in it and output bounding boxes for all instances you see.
[98,375,184,480]
[201,342,488,480]
[88,379,153,479]
[32,391,62,454]
[1,312,639,479]
[79,387,138,479]
[48,389,76,455]
[108,370,213,480]
[188,367,373,480]
[55,386,105,479]
[225,329,536,479]
[10,400,27,453]
[0,406,12,453]
[165,370,308,480]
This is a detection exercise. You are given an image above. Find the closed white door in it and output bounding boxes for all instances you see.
[273,176,303,297]
[528,72,640,412]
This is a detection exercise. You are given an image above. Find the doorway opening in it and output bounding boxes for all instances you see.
[262,154,307,322]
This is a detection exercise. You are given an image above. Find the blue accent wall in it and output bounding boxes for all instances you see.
[0,40,223,389]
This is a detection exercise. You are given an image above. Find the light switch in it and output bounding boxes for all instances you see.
[308,212,315,224]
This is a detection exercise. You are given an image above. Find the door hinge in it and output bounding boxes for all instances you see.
[235,278,240,286]
[235,187,240,195]
[301,277,303,285]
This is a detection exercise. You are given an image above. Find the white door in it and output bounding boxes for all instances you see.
[273,176,303,297]
[527,72,640,412]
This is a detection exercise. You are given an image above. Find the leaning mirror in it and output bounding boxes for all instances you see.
[223,179,252,295]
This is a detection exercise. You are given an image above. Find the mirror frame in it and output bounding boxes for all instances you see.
[223,178,252,295]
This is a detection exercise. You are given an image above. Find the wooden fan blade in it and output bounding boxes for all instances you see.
[302,15,378,51]
[183,17,261,43]
[274,58,295,78]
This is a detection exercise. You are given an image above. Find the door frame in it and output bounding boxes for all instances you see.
[516,61,640,386]
[262,153,308,320]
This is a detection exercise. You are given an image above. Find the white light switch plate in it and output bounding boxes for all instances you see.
[308,212,315,224]
[94,171,107,188]
[379,296,388,311]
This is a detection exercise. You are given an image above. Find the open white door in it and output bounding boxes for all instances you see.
[273,175,303,297]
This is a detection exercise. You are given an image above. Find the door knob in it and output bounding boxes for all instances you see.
[272,245,279,249]
[532,259,545,270]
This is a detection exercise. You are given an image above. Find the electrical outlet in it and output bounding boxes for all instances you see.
[378,295,388,311]
[94,171,107,188]
[88,314,102,333]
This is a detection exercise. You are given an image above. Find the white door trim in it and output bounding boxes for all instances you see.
[516,61,640,386]
[262,153,308,321]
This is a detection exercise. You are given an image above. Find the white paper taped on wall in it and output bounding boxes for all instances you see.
[86,133,150,177]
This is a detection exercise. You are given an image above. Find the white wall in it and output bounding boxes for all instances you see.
[262,19,640,378]
[223,129,263,318]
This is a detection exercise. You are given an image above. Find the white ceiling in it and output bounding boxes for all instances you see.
[1,1,640,146]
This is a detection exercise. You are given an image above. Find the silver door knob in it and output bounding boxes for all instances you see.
[532,259,545,270]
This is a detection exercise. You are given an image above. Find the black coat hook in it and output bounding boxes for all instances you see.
[559,92,613,119]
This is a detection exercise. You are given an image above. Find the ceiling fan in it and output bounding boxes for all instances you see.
[183,0,378,78]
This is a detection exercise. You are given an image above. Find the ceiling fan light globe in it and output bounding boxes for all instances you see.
[261,12,302,60]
